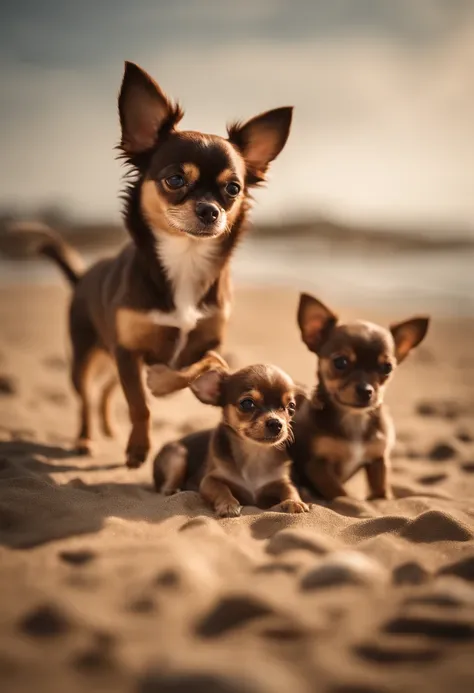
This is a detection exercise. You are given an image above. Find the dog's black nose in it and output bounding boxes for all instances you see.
[356,383,374,404]
[196,202,220,224]
[265,418,283,436]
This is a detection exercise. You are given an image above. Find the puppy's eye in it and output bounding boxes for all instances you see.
[287,402,296,415]
[225,182,241,197]
[379,362,393,376]
[165,174,186,190]
[333,355,349,371]
[239,398,256,413]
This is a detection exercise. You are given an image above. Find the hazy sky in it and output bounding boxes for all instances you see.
[1,0,474,232]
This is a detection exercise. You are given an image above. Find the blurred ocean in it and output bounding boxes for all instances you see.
[1,236,472,317]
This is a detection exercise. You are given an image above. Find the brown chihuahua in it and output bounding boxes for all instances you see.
[19,62,292,467]
[152,363,309,517]
[291,293,430,501]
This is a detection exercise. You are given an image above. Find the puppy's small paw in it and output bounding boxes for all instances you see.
[216,502,242,518]
[273,500,310,514]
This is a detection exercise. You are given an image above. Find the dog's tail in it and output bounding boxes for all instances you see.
[5,221,85,286]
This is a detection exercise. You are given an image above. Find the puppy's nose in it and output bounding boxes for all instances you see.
[265,418,283,436]
[356,383,374,404]
[196,202,220,224]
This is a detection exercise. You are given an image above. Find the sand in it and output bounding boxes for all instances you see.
[0,283,474,693]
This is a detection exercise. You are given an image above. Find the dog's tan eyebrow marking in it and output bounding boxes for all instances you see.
[332,349,356,362]
[282,392,295,406]
[241,389,262,404]
[217,168,239,185]
[182,163,200,184]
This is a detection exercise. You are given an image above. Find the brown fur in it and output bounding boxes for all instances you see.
[22,62,292,467]
[153,364,309,517]
[291,293,430,500]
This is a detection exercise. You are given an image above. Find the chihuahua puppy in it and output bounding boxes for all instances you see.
[291,293,430,501]
[152,363,309,517]
[20,62,292,466]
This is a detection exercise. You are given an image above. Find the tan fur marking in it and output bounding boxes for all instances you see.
[115,307,177,355]
[243,389,263,404]
[364,435,388,460]
[217,168,236,186]
[225,404,242,432]
[181,162,200,185]
[141,179,168,231]
[312,436,351,462]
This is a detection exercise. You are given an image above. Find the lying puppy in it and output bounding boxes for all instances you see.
[151,363,309,517]
[17,62,292,466]
[291,293,430,501]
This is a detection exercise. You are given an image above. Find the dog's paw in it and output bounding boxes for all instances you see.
[74,438,93,456]
[216,502,242,518]
[272,499,310,514]
[146,365,178,397]
[126,443,149,468]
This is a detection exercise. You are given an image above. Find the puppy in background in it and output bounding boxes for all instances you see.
[150,363,309,517]
[291,293,430,501]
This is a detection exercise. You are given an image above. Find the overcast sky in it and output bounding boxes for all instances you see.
[1,0,474,232]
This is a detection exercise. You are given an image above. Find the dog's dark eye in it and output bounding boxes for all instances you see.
[239,398,256,413]
[287,402,296,415]
[379,362,393,376]
[165,174,186,190]
[333,355,349,371]
[225,182,241,197]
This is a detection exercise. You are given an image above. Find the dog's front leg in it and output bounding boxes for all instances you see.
[115,346,150,468]
[146,351,228,397]
[365,455,392,500]
[200,474,242,518]
[306,457,348,500]
[269,478,310,514]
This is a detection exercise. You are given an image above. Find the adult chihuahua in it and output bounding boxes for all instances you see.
[291,293,430,501]
[18,62,292,467]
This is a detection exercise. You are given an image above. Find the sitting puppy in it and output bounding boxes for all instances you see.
[150,363,309,517]
[291,293,430,501]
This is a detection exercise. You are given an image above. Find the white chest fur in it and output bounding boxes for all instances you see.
[150,233,219,365]
[224,441,285,500]
[340,412,391,481]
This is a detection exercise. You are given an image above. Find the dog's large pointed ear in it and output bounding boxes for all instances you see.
[118,61,183,155]
[228,107,293,183]
[390,316,430,362]
[190,368,228,406]
[297,293,338,355]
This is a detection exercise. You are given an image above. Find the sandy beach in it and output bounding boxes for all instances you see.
[1,282,474,693]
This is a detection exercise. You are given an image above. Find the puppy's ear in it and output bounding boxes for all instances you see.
[190,369,227,406]
[390,316,430,362]
[297,293,338,355]
[228,107,293,183]
[118,61,183,155]
[294,384,308,411]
